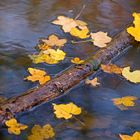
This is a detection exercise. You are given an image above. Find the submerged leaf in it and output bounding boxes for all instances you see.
[25,68,51,85]
[53,102,81,119]
[5,118,28,135]
[122,66,140,83]
[28,124,55,140]
[90,31,112,48]
[112,96,137,107]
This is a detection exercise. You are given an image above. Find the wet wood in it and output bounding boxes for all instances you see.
[0,29,136,124]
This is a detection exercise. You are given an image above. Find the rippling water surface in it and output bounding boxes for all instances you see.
[0,0,140,140]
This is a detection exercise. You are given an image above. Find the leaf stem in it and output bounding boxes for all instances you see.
[75,5,86,20]
[72,116,85,126]
[71,39,94,44]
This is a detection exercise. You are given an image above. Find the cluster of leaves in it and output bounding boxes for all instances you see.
[25,15,113,85]
[5,102,82,139]
[52,15,112,47]
[5,12,140,139]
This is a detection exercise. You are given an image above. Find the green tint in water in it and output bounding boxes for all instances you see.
[0,0,140,140]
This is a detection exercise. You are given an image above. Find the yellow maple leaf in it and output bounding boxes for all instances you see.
[127,13,140,41]
[53,102,81,119]
[122,66,140,83]
[41,35,67,47]
[25,68,51,85]
[71,57,85,64]
[5,118,28,135]
[90,31,112,48]
[70,27,89,39]
[119,131,140,140]
[112,96,137,107]
[101,64,123,74]
[52,16,88,33]
[29,48,66,64]
[43,49,66,61]
[85,77,100,87]
[28,124,55,140]
[29,53,59,64]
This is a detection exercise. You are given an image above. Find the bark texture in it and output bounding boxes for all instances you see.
[0,29,135,123]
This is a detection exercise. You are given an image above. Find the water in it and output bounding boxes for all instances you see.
[0,0,140,140]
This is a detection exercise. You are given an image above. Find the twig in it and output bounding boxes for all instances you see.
[72,116,85,126]
[74,5,86,20]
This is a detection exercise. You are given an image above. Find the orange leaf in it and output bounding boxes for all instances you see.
[101,64,123,74]
[25,68,51,85]
[85,77,100,87]
[71,57,84,64]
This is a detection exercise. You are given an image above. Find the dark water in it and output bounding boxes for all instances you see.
[0,0,140,140]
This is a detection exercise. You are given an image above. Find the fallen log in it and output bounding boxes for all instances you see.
[0,27,136,123]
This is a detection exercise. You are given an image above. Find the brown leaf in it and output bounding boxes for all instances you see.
[101,64,123,74]
[90,31,112,48]
[41,34,67,47]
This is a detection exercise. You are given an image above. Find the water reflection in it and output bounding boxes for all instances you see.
[0,0,140,140]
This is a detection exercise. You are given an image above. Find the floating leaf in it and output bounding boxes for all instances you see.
[101,64,123,74]
[127,13,140,41]
[75,20,87,29]
[119,131,140,140]
[90,31,112,48]
[53,102,81,119]
[38,44,51,51]
[41,35,67,47]
[28,124,55,140]
[71,57,84,64]
[52,16,88,33]
[122,66,140,83]
[70,27,89,39]
[30,49,66,64]
[43,49,66,61]
[29,53,58,64]
[112,96,137,107]
[25,68,51,85]
[5,118,28,135]
[52,16,77,32]
[85,77,100,87]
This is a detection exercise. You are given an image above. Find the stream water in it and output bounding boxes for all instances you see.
[0,0,140,140]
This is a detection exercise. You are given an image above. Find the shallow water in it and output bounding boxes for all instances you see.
[0,0,140,140]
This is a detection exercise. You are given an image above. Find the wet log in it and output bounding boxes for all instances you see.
[0,28,136,123]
